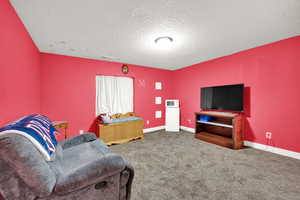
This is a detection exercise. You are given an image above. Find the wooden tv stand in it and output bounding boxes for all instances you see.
[194,111,243,149]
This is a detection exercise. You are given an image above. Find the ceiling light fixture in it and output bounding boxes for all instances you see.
[155,36,173,44]
[154,36,174,50]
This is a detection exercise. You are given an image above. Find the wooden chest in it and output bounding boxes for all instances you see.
[99,119,144,145]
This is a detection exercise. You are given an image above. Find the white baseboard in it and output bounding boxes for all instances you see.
[244,141,300,160]
[180,126,300,160]
[180,126,195,133]
[143,126,165,133]
[147,125,300,160]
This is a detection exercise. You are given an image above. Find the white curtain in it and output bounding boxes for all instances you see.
[96,75,133,115]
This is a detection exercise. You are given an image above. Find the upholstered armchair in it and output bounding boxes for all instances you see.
[0,133,134,200]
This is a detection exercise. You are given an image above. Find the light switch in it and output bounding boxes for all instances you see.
[155,82,162,90]
[155,111,162,118]
[155,97,162,104]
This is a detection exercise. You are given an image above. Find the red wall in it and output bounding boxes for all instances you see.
[40,53,172,136]
[173,36,300,153]
[0,0,41,126]
[1,0,299,153]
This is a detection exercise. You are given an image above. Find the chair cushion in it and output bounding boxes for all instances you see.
[52,139,126,194]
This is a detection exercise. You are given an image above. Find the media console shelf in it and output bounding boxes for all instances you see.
[195,111,243,149]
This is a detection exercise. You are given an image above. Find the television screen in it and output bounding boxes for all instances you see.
[201,84,244,111]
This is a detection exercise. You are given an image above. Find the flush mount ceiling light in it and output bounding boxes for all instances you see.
[155,36,173,44]
[154,36,174,49]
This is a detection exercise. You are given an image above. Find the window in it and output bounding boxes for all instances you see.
[96,75,133,115]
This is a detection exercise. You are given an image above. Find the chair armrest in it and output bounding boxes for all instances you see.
[59,133,97,149]
[54,153,126,194]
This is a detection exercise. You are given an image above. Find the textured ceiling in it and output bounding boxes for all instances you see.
[10,0,300,70]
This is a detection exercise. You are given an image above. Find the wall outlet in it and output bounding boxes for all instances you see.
[146,120,150,125]
[266,132,272,139]
[79,130,84,134]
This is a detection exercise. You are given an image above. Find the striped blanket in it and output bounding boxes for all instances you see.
[0,114,58,161]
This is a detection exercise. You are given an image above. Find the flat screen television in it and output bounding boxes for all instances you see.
[201,84,244,112]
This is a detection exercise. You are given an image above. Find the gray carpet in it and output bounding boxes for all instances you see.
[111,131,300,200]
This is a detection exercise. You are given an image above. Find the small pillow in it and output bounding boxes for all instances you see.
[101,115,112,124]
[122,112,135,118]
[111,113,121,119]
[100,113,113,124]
